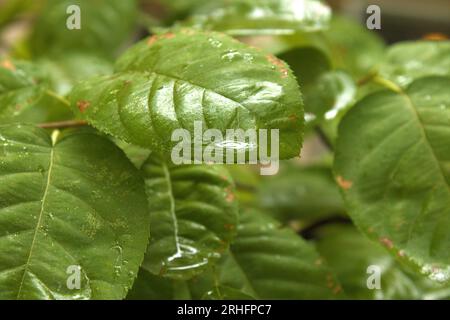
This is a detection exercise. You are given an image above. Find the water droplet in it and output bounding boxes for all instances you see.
[208,38,223,48]
[221,50,243,62]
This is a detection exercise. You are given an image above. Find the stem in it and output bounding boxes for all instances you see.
[357,71,377,87]
[315,127,334,151]
[299,216,352,240]
[45,89,71,107]
[38,120,88,129]
[373,75,403,93]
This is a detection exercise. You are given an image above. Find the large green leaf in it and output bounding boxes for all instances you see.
[334,76,450,283]
[173,0,331,35]
[0,59,72,124]
[141,156,238,280]
[378,41,450,87]
[69,30,304,160]
[316,225,450,300]
[30,0,137,58]
[0,124,150,299]
[129,210,342,299]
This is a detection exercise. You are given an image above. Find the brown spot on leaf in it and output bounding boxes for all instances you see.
[315,258,323,266]
[147,35,159,46]
[224,224,235,231]
[397,250,405,258]
[336,176,353,190]
[380,237,394,249]
[1,59,15,71]
[333,285,342,295]
[77,100,90,113]
[423,33,448,41]
[266,54,290,78]
[225,187,235,203]
[162,32,175,39]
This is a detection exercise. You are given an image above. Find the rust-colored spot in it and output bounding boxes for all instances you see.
[147,35,159,46]
[224,224,235,231]
[333,285,342,295]
[315,258,323,266]
[423,33,448,41]
[289,114,298,121]
[380,237,394,249]
[266,54,284,68]
[336,176,353,190]
[266,54,290,79]
[77,100,90,113]
[161,32,175,39]
[225,187,235,203]
[280,68,289,78]
[1,59,15,71]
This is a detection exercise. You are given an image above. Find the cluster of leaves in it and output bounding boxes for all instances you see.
[0,0,449,300]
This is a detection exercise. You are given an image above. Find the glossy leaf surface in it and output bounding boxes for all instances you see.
[141,156,238,280]
[70,30,304,160]
[334,76,450,284]
[0,125,150,299]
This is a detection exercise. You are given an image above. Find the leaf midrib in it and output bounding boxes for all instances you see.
[161,162,182,259]
[401,91,450,195]
[15,135,56,299]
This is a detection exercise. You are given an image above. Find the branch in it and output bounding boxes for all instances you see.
[38,120,88,129]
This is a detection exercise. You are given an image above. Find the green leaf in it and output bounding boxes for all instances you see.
[324,16,385,79]
[278,47,356,126]
[38,53,113,96]
[0,124,150,299]
[174,0,331,35]
[129,210,342,299]
[141,156,238,280]
[316,225,450,300]
[334,76,450,284]
[0,59,72,124]
[30,0,137,58]
[258,164,345,223]
[217,210,343,299]
[378,41,450,87]
[69,30,304,160]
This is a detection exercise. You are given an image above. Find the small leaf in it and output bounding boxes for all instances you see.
[0,124,150,299]
[258,164,345,223]
[175,0,331,35]
[316,225,450,299]
[30,0,137,58]
[141,156,238,280]
[323,15,385,78]
[334,76,450,284]
[0,59,72,124]
[378,41,450,87]
[69,30,304,160]
[279,47,356,125]
[38,53,113,96]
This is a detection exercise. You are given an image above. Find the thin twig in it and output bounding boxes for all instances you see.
[38,120,88,129]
